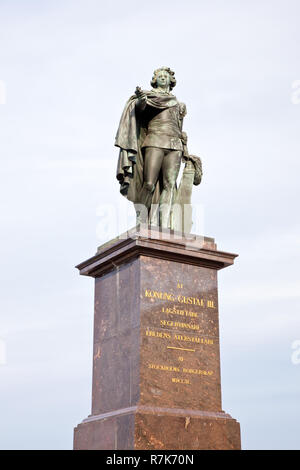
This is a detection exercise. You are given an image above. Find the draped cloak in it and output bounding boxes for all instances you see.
[115,91,182,205]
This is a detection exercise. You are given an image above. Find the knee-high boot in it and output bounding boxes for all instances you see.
[135,182,155,225]
[159,184,177,229]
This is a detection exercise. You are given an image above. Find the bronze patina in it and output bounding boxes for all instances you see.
[115,66,202,232]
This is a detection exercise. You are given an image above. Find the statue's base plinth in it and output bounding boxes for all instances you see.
[73,226,241,450]
[74,405,240,450]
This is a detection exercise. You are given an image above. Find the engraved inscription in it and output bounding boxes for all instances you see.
[143,283,218,387]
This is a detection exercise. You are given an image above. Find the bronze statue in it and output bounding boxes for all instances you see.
[115,66,202,232]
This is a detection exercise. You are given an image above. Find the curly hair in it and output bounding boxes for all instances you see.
[150,66,176,91]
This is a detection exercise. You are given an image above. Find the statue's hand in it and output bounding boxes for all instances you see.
[135,86,147,105]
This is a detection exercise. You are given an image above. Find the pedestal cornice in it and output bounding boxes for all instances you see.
[76,225,238,278]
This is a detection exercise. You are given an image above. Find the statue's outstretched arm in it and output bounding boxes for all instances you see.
[135,86,147,111]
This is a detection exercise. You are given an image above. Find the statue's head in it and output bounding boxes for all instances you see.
[151,67,176,91]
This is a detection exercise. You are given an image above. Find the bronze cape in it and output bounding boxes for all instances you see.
[115,91,184,206]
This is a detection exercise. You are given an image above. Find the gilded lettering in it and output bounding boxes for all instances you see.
[173,333,213,345]
[177,295,204,306]
[174,321,199,331]
[174,334,200,343]
[171,377,190,384]
[182,368,213,376]
[146,329,171,339]
[149,363,180,372]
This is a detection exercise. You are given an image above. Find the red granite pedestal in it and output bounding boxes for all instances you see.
[73,226,241,450]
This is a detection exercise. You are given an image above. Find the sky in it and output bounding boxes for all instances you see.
[0,0,300,450]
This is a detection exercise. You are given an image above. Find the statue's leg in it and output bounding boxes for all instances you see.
[136,147,164,224]
[160,150,182,229]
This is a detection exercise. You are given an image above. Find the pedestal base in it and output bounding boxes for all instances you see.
[74,406,241,450]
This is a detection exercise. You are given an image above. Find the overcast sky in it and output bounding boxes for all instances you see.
[0,0,300,449]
